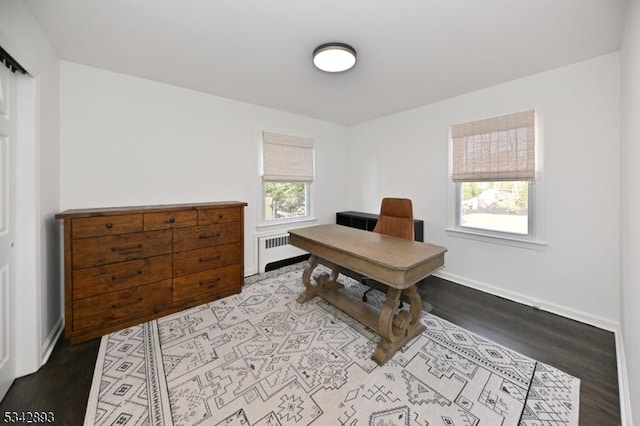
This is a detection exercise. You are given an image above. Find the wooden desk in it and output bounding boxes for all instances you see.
[289,224,447,365]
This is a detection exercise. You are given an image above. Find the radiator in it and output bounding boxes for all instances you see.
[257,233,307,273]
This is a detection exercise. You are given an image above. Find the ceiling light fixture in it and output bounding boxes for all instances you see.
[313,42,357,73]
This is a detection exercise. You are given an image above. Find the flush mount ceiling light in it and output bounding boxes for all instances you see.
[313,42,357,72]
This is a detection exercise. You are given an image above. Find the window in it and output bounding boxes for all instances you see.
[451,110,536,238]
[264,181,309,221]
[261,131,314,223]
[458,181,532,235]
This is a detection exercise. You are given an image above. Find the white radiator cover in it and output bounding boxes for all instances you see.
[257,233,307,273]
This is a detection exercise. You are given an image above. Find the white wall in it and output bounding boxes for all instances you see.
[59,61,350,275]
[347,53,620,330]
[620,0,639,423]
[0,0,62,373]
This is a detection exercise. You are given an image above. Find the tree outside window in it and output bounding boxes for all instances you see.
[264,182,307,221]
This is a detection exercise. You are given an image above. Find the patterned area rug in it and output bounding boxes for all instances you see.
[84,263,580,425]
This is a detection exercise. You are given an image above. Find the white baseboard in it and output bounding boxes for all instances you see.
[615,327,634,426]
[434,271,619,332]
[40,316,64,366]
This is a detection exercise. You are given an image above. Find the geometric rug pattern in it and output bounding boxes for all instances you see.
[84,263,579,425]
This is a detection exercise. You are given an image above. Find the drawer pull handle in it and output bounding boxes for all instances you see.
[199,255,221,263]
[168,217,176,223]
[111,270,143,281]
[218,213,224,219]
[198,277,221,287]
[105,223,113,229]
[199,233,221,240]
[111,244,143,252]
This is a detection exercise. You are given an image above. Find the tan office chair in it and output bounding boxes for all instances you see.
[362,197,415,302]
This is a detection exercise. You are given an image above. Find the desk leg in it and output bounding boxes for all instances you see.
[297,255,342,303]
[372,285,426,365]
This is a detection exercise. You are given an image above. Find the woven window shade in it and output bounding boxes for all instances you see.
[262,131,314,182]
[451,110,536,182]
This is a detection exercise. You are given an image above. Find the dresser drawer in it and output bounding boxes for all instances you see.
[198,207,242,225]
[72,230,172,269]
[72,214,143,238]
[73,279,172,331]
[143,210,197,231]
[173,263,241,302]
[173,222,241,252]
[72,254,172,300]
[173,243,241,276]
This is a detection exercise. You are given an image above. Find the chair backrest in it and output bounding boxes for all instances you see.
[372,198,414,240]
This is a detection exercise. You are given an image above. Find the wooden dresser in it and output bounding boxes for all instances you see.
[56,201,247,344]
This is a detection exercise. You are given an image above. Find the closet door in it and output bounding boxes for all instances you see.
[0,59,17,400]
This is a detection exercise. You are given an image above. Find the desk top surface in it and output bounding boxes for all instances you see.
[289,224,446,271]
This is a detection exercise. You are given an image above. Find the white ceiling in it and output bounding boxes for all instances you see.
[26,0,627,125]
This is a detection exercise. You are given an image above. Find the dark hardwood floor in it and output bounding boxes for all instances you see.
[0,336,100,425]
[0,274,620,425]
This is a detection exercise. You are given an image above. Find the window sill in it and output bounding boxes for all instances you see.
[256,217,317,231]
[445,227,547,251]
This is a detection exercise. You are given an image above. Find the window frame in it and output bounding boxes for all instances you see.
[258,131,316,228]
[447,110,546,248]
